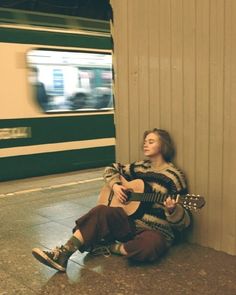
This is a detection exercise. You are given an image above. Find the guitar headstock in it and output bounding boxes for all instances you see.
[178,194,205,211]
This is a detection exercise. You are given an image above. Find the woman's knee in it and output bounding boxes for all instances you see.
[89,204,111,216]
[125,231,167,262]
[91,205,123,222]
[96,204,117,216]
[92,204,107,212]
[139,230,165,246]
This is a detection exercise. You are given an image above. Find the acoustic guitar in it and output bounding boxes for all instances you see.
[98,176,205,216]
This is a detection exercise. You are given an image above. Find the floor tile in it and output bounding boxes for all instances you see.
[0,169,235,295]
[0,269,36,295]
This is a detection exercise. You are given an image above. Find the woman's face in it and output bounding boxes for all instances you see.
[143,132,162,158]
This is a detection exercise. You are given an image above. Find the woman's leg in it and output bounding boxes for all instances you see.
[32,205,135,271]
[73,204,135,250]
[122,229,168,262]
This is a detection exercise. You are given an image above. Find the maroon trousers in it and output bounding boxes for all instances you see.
[73,205,167,262]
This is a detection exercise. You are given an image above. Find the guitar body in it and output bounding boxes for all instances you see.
[98,176,145,216]
[98,177,205,214]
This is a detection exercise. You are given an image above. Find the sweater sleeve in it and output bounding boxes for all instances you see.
[164,167,191,231]
[103,163,132,188]
[165,204,191,231]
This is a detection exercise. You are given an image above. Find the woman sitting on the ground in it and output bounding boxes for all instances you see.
[32,128,191,272]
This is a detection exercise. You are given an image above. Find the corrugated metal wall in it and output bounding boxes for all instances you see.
[110,0,236,255]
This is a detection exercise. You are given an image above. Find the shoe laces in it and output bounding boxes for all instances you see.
[90,245,111,257]
[50,246,63,260]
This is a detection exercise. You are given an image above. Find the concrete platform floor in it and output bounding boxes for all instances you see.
[0,168,235,295]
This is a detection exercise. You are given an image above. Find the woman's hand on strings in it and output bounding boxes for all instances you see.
[164,196,177,214]
[112,183,127,203]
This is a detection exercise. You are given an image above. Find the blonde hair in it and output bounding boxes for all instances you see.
[143,128,175,162]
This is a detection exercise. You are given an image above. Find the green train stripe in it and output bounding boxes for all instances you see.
[0,27,112,49]
[0,145,115,181]
[0,114,115,149]
[0,8,110,33]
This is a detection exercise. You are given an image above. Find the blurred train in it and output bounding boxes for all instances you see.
[0,8,115,181]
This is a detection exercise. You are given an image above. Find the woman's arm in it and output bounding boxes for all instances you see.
[163,167,191,231]
[103,162,132,203]
[165,203,191,231]
[103,162,132,188]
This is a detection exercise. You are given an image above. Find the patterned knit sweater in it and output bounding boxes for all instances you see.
[103,160,191,246]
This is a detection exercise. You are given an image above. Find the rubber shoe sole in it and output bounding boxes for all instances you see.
[32,248,66,272]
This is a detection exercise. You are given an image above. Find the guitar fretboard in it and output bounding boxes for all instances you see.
[129,191,178,204]
[128,191,206,211]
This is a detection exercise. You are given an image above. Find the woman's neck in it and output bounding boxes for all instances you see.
[149,156,168,170]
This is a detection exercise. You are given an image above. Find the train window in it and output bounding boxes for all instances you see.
[27,49,113,112]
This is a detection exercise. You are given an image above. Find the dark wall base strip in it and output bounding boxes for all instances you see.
[0,114,115,148]
[0,28,111,49]
[0,146,115,181]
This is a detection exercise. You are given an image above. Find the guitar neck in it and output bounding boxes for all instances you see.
[129,191,178,204]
